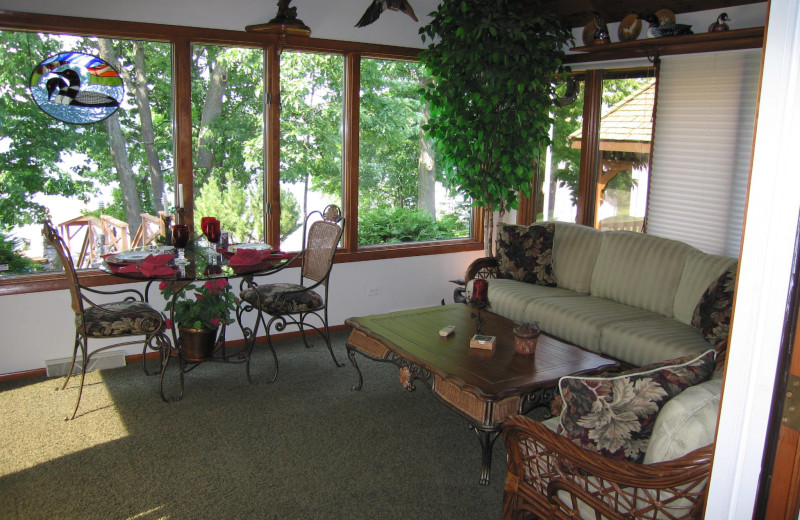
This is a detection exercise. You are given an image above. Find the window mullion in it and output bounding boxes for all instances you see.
[342,52,361,252]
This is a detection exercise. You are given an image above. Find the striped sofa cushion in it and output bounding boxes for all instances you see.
[590,231,694,317]
[673,250,738,325]
[551,222,604,294]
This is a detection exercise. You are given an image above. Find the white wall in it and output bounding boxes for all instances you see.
[0,250,481,374]
[0,0,443,48]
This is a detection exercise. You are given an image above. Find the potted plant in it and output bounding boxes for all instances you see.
[160,278,238,360]
[419,0,573,256]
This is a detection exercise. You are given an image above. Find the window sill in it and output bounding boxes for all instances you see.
[0,239,483,296]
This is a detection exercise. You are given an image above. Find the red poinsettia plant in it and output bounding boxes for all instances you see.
[160,278,238,330]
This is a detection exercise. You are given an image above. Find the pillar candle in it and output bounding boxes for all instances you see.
[177,183,184,209]
[472,278,488,301]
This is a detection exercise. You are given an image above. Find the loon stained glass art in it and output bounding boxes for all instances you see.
[29,52,124,125]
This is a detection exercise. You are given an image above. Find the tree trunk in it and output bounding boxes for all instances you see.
[418,104,435,218]
[95,39,142,236]
[132,41,165,211]
[484,195,494,257]
[105,112,143,235]
[196,62,228,184]
[99,39,166,213]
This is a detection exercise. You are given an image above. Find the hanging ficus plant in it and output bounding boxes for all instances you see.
[419,0,573,255]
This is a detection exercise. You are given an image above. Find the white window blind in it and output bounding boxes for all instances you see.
[646,50,761,256]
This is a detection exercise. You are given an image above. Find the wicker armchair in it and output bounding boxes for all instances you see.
[502,415,713,520]
[43,219,170,420]
[238,205,344,382]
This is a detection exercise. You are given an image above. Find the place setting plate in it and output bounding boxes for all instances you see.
[228,243,272,253]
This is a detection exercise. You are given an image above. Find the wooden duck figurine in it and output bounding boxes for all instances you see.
[709,12,731,32]
[641,14,693,38]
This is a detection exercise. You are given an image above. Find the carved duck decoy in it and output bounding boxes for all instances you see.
[709,12,731,32]
[46,69,119,107]
[355,0,418,28]
[640,14,693,38]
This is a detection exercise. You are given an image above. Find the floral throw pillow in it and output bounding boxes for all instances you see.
[557,349,716,463]
[495,222,556,286]
[692,264,737,348]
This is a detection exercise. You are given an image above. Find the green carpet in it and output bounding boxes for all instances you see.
[0,330,508,519]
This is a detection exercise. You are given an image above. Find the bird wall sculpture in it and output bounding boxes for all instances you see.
[355,0,418,28]
[640,13,693,38]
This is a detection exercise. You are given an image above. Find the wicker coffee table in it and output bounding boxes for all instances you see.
[345,304,618,485]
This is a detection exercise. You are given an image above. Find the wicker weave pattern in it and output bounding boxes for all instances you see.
[304,220,340,283]
[348,329,390,358]
[433,375,520,425]
[502,415,712,520]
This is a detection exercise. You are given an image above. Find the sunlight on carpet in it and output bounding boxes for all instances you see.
[0,369,130,475]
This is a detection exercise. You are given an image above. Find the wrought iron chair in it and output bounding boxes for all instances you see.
[237,205,345,382]
[43,219,170,420]
[502,415,713,520]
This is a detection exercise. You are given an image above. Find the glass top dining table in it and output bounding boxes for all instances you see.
[98,240,294,282]
[98,238,295,402]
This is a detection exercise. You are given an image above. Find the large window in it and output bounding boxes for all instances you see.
[358,57,469,245]
[0,18,479,289]
[0,30,173,273]
[191,43,265,244]
[279,50,343,251]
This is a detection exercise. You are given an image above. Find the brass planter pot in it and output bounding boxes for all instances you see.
[178,326,218,361]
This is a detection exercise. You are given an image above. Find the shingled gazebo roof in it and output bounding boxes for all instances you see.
[570,79,655,154]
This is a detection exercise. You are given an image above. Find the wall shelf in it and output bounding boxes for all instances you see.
[565,27,764,63]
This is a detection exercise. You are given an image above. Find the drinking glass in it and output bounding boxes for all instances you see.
[206,219,221,253]
[171,224,190,265]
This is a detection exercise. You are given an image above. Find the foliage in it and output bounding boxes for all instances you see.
[358,207,468,245]
[0,232,43,273]
[159,278,237,330]
[419,0,573,254]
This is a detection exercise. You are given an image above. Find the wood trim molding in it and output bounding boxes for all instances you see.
[576,69,603,227]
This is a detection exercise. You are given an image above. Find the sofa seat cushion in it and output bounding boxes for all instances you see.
[599,317,714,367]
[551,222,604,294]
[590,231,694,316]
[644,373,723,464]
[469,278,581,324]
[525,295,659,353]
[496,222,557,286]
[557,350,716,463]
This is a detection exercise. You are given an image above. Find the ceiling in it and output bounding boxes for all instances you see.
[542,0,759,28]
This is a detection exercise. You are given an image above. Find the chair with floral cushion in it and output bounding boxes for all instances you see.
[502,350,720,520]
[43,219,170,420]
[237,205,344,382]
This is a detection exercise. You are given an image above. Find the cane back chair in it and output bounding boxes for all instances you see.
[43,219,170,420]
[502,415,713,520]
[237,205,345,382]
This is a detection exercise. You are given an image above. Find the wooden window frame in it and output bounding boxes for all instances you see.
[0,10,482,297]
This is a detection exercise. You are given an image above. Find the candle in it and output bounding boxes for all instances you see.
[162,193,169,212]
[472,278,488,301]
[177,183,184,209]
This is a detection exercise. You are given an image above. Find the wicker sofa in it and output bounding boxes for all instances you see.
[465,221,737,368]
[464,222,735,519]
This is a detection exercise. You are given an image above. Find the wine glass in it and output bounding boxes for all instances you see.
[206,219,221,254]
[171,224,190,265]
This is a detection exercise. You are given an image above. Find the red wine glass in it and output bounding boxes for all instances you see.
[171,224,190,265]
[206,219,221,252]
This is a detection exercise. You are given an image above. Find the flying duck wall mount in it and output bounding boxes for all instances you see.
[29,52,124,125]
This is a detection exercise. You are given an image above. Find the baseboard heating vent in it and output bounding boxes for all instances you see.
[45,350,127,378]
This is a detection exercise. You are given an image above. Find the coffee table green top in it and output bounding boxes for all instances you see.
[346,304,617,401]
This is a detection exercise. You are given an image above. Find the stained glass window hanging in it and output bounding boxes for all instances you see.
[29,51,124,125]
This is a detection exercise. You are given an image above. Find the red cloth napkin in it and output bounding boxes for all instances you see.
[227,248,274,267]
[110,253,177,277]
